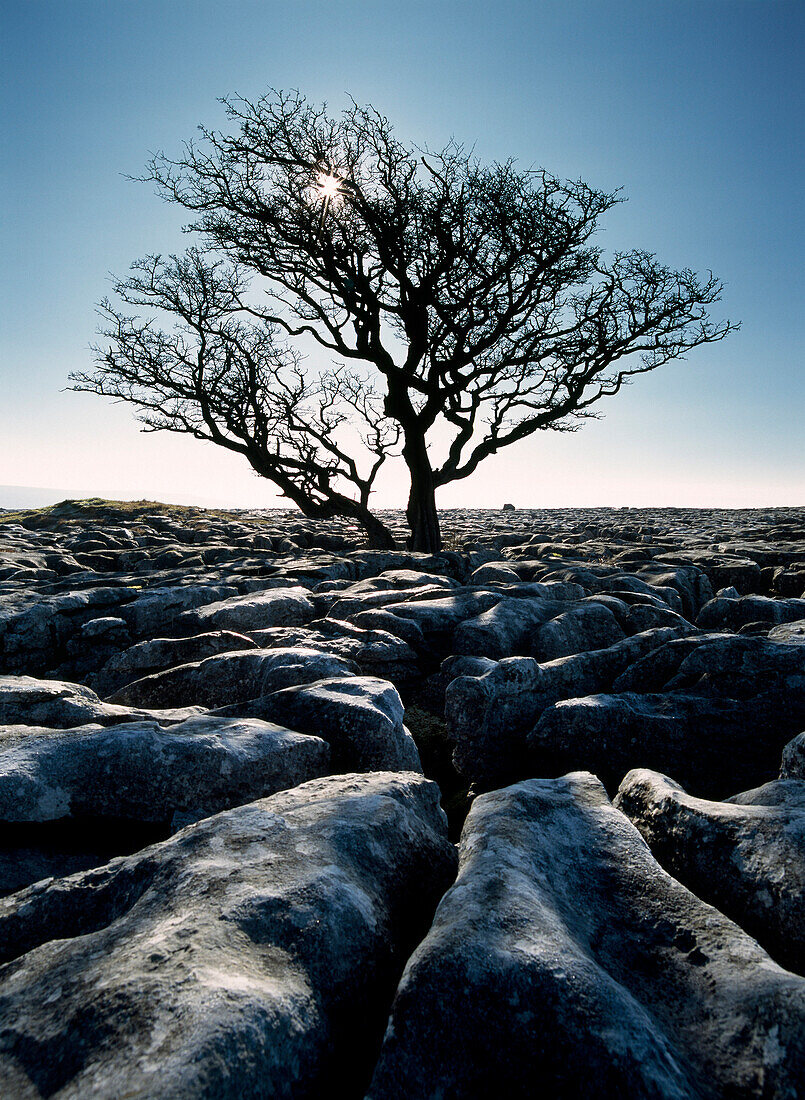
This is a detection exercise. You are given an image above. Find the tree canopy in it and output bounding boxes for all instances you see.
[73,89,736,550]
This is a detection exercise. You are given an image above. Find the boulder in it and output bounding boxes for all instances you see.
[768,619,805,646]
[367,773,805,1100]
[445,628,688,787]
[662,634,805,704]
[0,715,330,825]
[453,596,562,659]
[0,772,457,1099]
[0,675,154,728]
[92,630,259,695]
[246,621,420,682]
[697,595,805,631]
[213,676,422,774]
[613,635,723,693]
[346,591,501,651]
[119,584,240,637]
[467,562,522,585]
[616,768,805,974]
[530,602,625,661]
[177,586,317,633]
[781,732,805,779]
[635,563,714,619]
[108,647,357,709]
[527,690,800,798]
[654,552,762,595]
[0,587,139,674]
[614,633,805,708]
[349,609,427,651]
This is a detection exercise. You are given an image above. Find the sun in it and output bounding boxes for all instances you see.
[314,171,344,204]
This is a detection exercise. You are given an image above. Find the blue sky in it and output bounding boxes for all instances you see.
[2,0,803,508]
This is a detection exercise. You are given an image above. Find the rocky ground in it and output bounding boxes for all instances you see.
[1,498,804,1098]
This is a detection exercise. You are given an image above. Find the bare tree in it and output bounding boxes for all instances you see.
[73,90,736,551]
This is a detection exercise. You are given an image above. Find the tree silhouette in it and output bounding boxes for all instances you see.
[73,90,736,551]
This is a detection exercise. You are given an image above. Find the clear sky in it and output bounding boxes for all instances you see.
[2,0,803,510]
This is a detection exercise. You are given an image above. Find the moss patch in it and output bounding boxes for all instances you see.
[0,498,265,530]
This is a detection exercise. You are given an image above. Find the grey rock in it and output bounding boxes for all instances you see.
[613,636,724,693]
[654,552,762,595]
[0,675,153,728]
[633,563,712,624]
[0,715,330,824]
[768,619,805,646]
[327,583,466,621]
[446,628,687,787]
[246,621,420,682]
[352,569,458,592]
[453,595,562,659]
[92,630,259,695]
[614,633,805,708]
[527,690,799,798]
[0,772,457,1099]
[108,647,358,709]
[531,602,625,661]
[368,772,805,1100]
[119,584,240,637]
[467,562,522,585]
[0,587,139,674]
[781,733,805,779]
[349,610,427,650]
[213,676,422,774]
[177,587,318,634]
[662,634,805,704]
[728,778,805,809]
[616,768,805,974]
[697,595,805,631]
[772,568,805,598]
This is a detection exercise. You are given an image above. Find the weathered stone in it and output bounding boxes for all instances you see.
[530,602,626,661]
[0,773,457,1099]
[616,768,805,974]
[178,586,317,633]
[92,630,259,695]
[781,732,805,779]
[368,773,805,1100]
[349,609,427,650]
[108,647,357,709]
[214,676,422,774]
[247,621,420,682]
[663,634,805,703]
[528,690,800,798]
[697,594,805,631]
[119,584,240,637]
[0,675,154,728]
[636,563,714,619]
[0,715,330,824]
[0,587,139,674]
[453,595,562,659]
[654,551,763,595]
[468,562,522,585]
[446,628,687,787]
[768,619,805,646]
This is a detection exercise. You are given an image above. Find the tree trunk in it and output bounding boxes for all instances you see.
[404,438,442,553]
[360,508,398,550]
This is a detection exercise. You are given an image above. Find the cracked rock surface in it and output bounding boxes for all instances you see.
[2,501,804,1096]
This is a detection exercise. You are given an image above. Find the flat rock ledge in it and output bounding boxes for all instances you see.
[367,772,805,1100]
[2,503,805,1096]
[615,766,805,975]
[0,772,457,1100]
